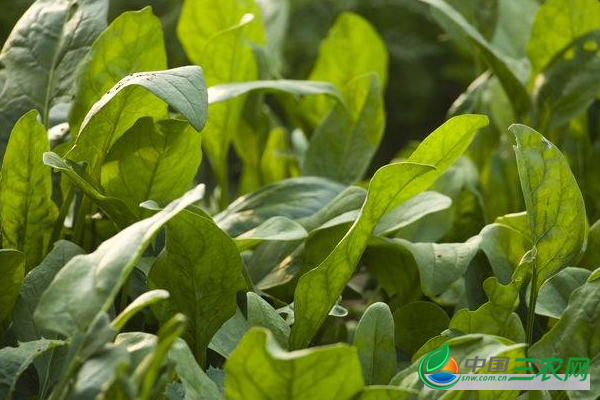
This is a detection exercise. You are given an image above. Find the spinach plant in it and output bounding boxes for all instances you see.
[0,0,599,399]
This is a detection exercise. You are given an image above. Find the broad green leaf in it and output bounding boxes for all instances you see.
[478,222,530,284]
[247,292,290,349]
[225,327,364,400]
[70,343,130,400]
[529,271,600,400]
[303,73,385,183]
[527,0,600,75]
[235,216,307,251]
[67,67,207,175]
[363,239,422,304]
[580,219,600,269]
[391,237,481,297]
[10,241,82,394]
[215,177,346,236]
[208,308,249,358]
[12,241,84,342]
[33,185,205,337]
[511,124,588,290]
[177,0,264,65]
[0,110,57,269]
[169,339,222,400]
[535,267,591,319]
[255,0,289,68]
[290,115,488,349]
[533,31,600,129]
[0,249,25,327]
[207,80,343,105]
[112,290,170,331]
[419,0,530,116]
[491,0,538,59]
[260,127,290,185]
[353,302,396,385]
[101,117,202,217]
[450,278,525,342]
[302,12,388,126]
[290,162,433,349]
[69,7,167,134]
[247,186,367,288]
[0,0,107,152]
[374,191,452,237]
[149,210,246,365]
[197,15,259,203]
[392,334,526,399]
[0,339,65,400]
[394,301,450,356]
[43,152,137,228]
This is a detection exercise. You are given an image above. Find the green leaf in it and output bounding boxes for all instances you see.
[224,327,364,400]
[303,73,385,183]
[101,117,202,217]
[112,289,170,331]
[0,338,65,400]
[0,110,58,269]
[302,12,388,126]
[0,249,25,327]
[533,31,600,129]
[169,339,222,400]
[43,152,137,228]
[149,210,246,365]
[196,15,260,203]
[529,271,600,400]
[353,302,397,385]
[290,115,488,349]
[511,124,588,290]
[0,0,107,152]
[374,191,452,237]
[394,302,450,356]
[527,0,600,75]
[247,292,290,349]
[215,177,346,236]
[235,216,307,251]
[478,222,530,284]
[580,219,600,269]
[70,343,130,400]
[208,308,249,358]
[207,80,343,105]
[12,241,84,341]
[363,239,421,303]
[67,67,207,175]
[33,185,205,337]
[491,0,539,60]
[450,278,525,342]
[177,0,264,66]
[419,0,531,115]
[535,267,591,319]
[391,237,481,297]
[69,7,167,134]
[425,343,450,373]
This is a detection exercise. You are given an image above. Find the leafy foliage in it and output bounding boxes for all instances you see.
[1,0,600,399]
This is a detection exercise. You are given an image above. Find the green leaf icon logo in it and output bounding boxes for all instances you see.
[425,343,450,372]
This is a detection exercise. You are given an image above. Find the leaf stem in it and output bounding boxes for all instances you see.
[526,263,538,346]
[48,183,75,253]
[72,196,91,246]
